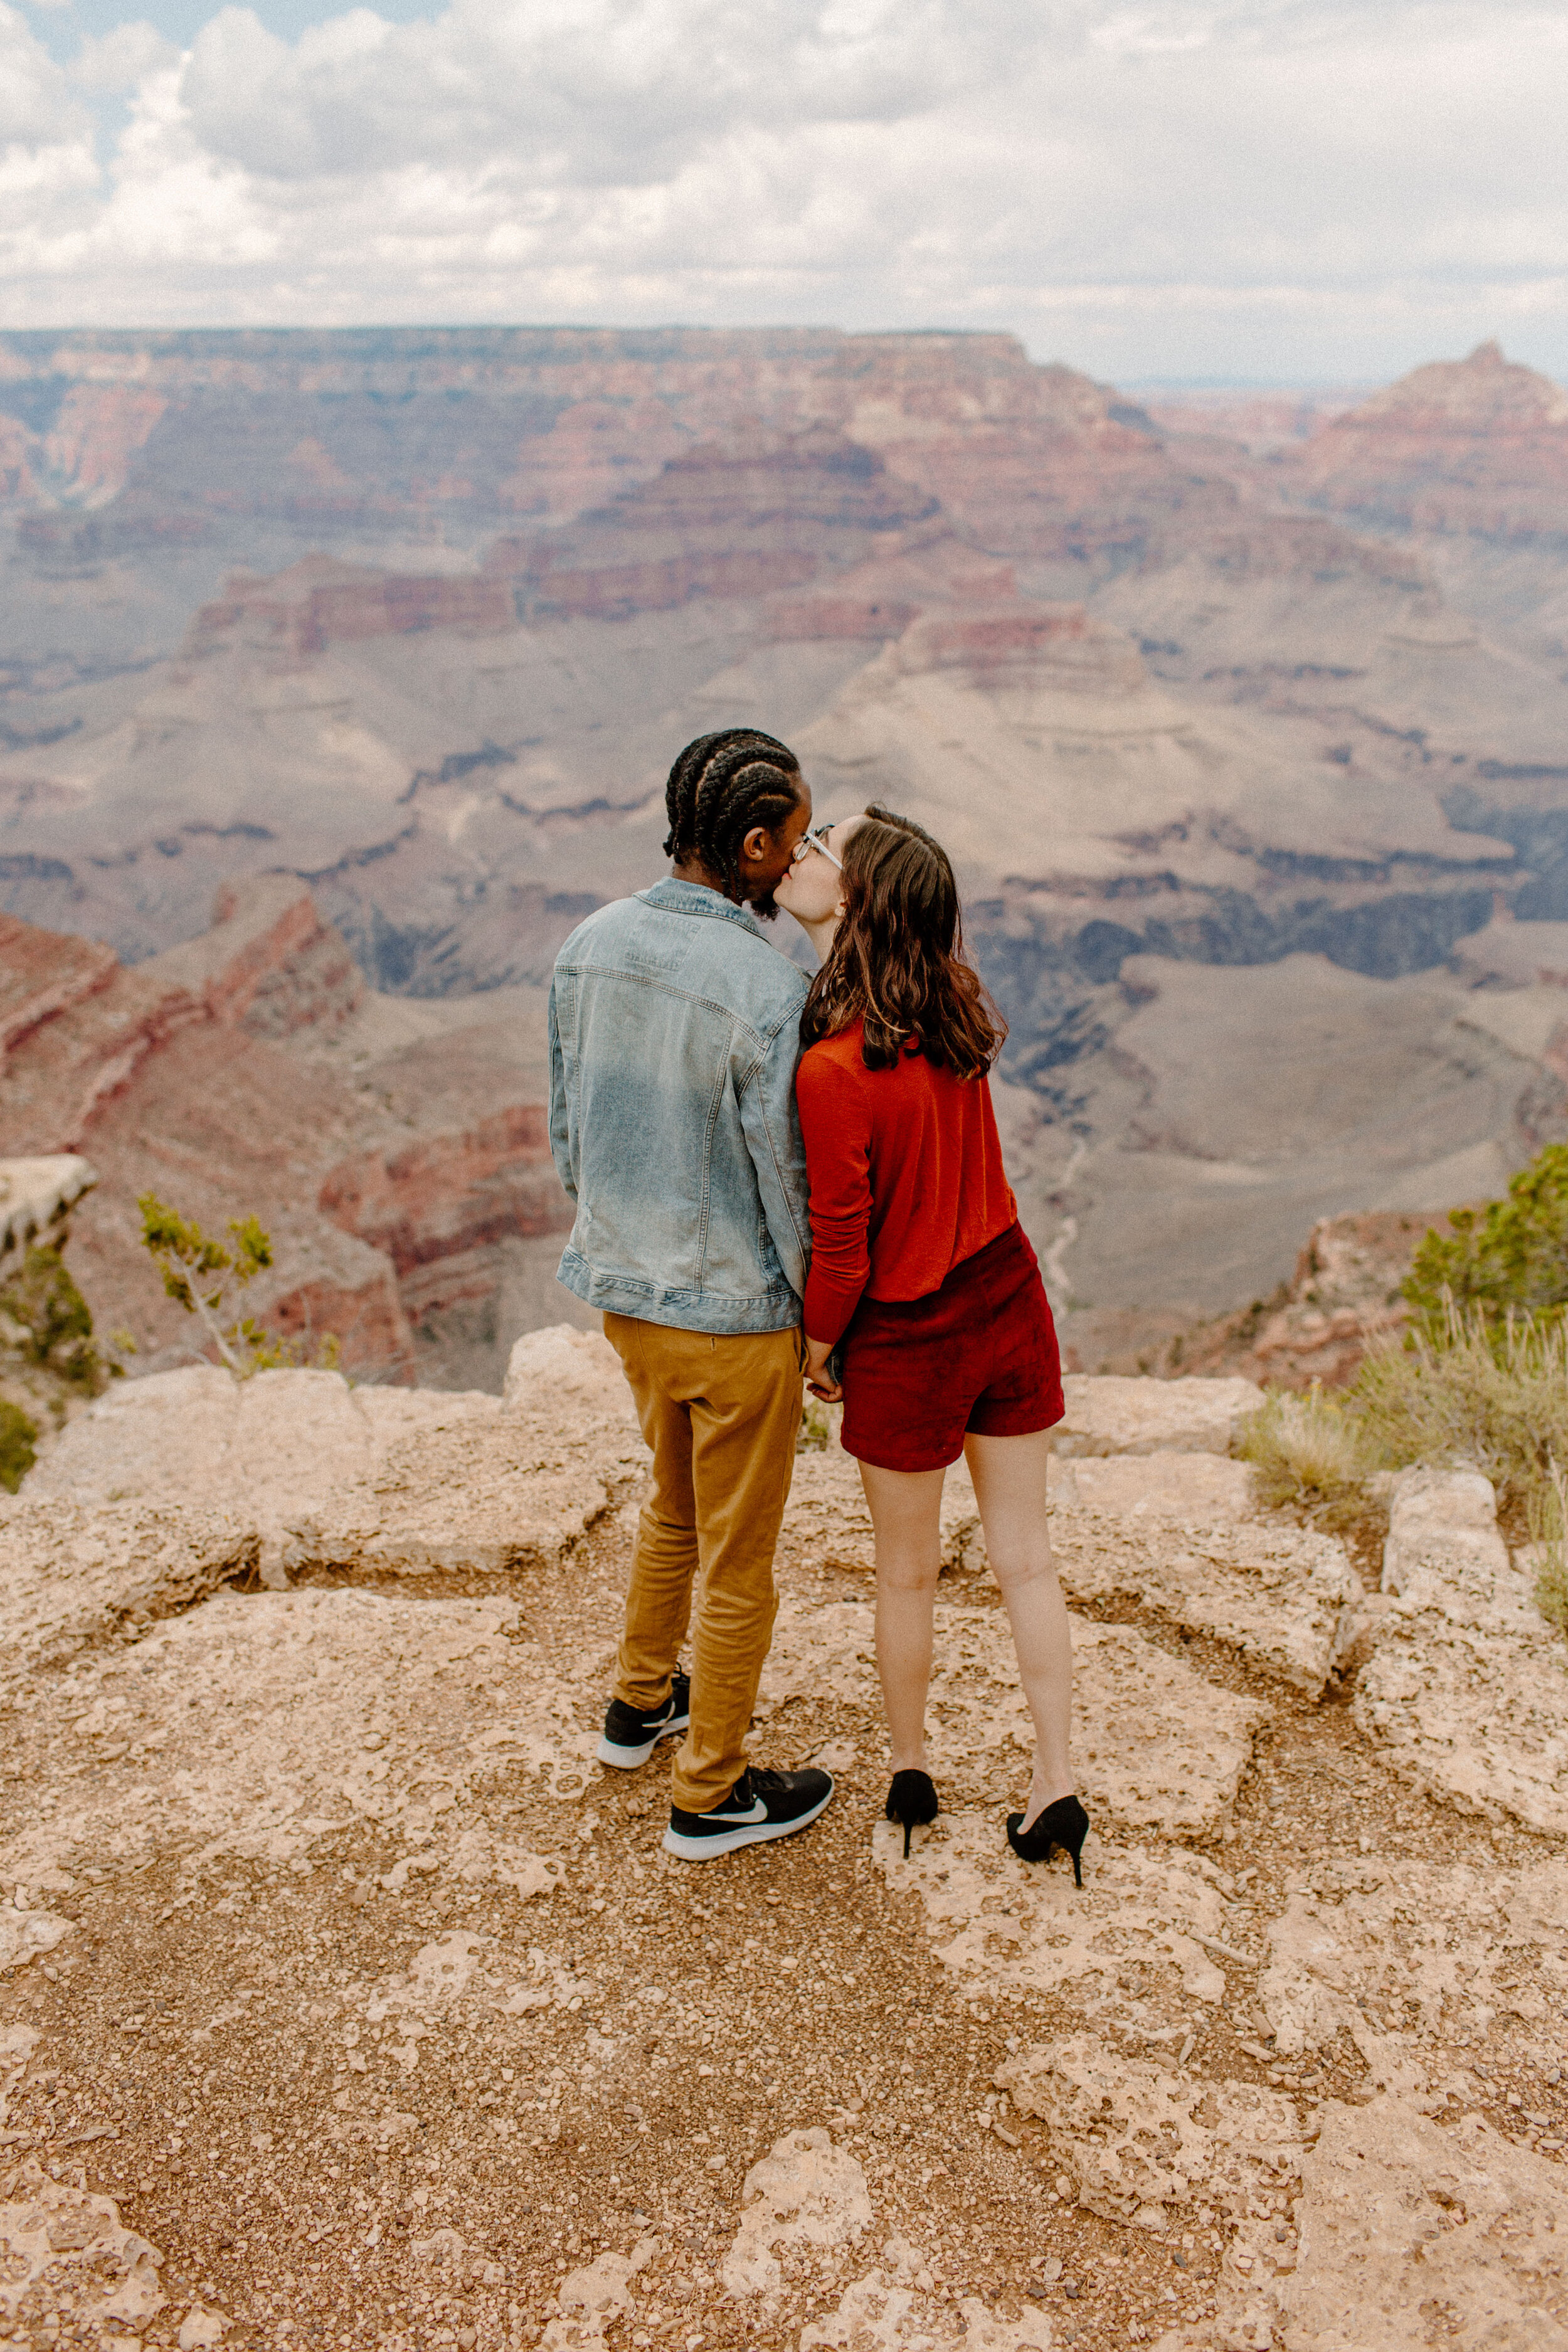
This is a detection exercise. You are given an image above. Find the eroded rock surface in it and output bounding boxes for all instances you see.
[1051,1376,1263,1459]
[28,1335,640,1587]
[1354,1466,1568,1834]
[1273,2095,1568,2349]
[0,1499,257,1685]
[1,1586,601,1895]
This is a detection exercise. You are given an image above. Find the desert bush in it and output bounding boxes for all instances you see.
[1352,1301,1568,1524]
[0,1397,38,1492]
[1236,1385,1377,1534]
[0,1244,107,1396]
[1403,1141,1568,1337]
[138,1195,339,1377]
[1528,1455,1568,1635]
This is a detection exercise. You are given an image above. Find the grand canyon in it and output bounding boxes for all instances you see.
[4,327,1568,1379]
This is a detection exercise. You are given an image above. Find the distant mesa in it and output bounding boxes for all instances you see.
[1291,341,1568,541]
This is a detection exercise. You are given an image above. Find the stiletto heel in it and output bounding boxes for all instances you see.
[886,1769,940,1858]
[1006,1793,1089,1885]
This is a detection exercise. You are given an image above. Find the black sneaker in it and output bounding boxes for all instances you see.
[663,1766,834,1861]
[596,1671,691,1769]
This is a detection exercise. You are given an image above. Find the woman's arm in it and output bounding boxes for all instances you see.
[797,1049,874,1382]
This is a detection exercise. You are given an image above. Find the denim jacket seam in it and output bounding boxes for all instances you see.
[554,963,785,1052]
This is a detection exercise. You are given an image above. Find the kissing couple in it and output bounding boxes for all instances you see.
[548,728,1086,1880]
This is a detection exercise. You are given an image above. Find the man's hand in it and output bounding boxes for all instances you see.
[805,1335,842,1403]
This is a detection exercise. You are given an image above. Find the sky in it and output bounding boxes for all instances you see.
[4,0,1567,386]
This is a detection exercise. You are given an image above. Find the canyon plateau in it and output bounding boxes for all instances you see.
[4,329,1568,1366]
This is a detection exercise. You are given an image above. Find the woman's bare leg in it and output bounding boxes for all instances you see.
[857,1462,946,1772]
[964,1429,1074,1829]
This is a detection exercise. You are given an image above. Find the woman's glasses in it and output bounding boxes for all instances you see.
[792,824,842,872]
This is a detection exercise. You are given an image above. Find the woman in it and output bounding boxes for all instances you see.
[775,805,1088,1880]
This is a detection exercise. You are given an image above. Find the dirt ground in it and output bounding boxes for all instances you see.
[2,1503,1565,2352]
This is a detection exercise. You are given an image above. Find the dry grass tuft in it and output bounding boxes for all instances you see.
[1236,1385,1375,1535]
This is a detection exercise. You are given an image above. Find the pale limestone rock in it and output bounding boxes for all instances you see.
[503,1325,635,1424]
[0,2026,38,2130]
[802,2269,1056,2352]
[1271,2095,1568,2350]
[1052,1375,1263,1459]
[1049,1451,1256,1521]
[0,1587,602,1891]
[1259,1857,1568,2061]
[0,1155,97,1259]
[555,2238,659,2318]
[0,1903,72,1973]
[27,1354,642,1586]
[0,1498,257,1687]
[999,2031,1303,2229]
[542,2237,660,2351]
[762,1599,1267,1835]
[1049,1507,1362,1696]
[177,2310,228,2349]
[0,2161,165,2332]
[721,2127,873,2299]
[1353,1468,1568,1833]
[1380,1466,1512,1609]
[874,1814,1229,2015]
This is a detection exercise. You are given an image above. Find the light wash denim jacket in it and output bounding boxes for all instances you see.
[548,879,811,1332]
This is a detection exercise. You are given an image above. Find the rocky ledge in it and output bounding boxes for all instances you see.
[0,1355,1563,2352]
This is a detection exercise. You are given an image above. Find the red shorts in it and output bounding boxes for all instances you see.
[838,1221,1065,1473]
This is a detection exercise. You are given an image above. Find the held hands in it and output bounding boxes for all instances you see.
[804,1335,842,1404]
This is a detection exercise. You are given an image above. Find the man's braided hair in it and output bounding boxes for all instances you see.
[663,729,803,899]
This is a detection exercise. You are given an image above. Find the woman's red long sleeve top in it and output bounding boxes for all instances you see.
[796,1018,1017,1347]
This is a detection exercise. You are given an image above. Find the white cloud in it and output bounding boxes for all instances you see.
[1,0,1565,382]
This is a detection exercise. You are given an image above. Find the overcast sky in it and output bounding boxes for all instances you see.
[4,0,1566,386]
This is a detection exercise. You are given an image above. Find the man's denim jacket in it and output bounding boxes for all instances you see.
[548,879,811,1333]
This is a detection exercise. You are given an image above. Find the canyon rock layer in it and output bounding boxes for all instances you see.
[0,1349,1563,2352]
[5,330,1568,1358]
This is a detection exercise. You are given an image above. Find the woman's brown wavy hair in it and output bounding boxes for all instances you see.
[800,805,1006,1077]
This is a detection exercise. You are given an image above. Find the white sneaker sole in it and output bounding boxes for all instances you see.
[661,1779,834,1861]
[595,1711,689,1770]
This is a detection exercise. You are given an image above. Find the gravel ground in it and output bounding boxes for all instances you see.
[2,1510,1564,2352]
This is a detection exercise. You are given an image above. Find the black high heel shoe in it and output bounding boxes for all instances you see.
[1005,1793,1089,1885]
[886,1769,940,1859]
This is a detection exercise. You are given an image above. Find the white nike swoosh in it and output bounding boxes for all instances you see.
[717,1799,767,1825]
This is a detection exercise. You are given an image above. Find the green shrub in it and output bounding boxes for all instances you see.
[1236,1386,1377,1534]
[0,1398,38,1492]
[0,1244,106,1395]
[1403,1142,1568,1337]
[138,1194,339,1375]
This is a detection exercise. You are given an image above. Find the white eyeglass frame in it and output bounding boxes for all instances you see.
[792,824,842,872]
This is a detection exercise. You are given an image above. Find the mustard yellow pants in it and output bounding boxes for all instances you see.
[603,1313,802,1814]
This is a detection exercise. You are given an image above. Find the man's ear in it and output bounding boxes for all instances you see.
[739,823,771,866]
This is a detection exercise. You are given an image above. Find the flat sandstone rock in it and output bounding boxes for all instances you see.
[24,1329,642,1586]
[1353,1468,1568,1835]
[1272,2094,1568,2350]
[0,1498,257,1687]
[1051,1374,1263,1458]
[0,1586,602,1894]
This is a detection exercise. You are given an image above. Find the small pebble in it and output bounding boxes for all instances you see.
[1062,2281,1081,2299]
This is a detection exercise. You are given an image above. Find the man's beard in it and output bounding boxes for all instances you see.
[746,889,781,921]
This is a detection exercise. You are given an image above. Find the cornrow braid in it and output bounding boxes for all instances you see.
[662,729,803,897]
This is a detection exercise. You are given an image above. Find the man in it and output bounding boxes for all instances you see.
[548,728,834,1861]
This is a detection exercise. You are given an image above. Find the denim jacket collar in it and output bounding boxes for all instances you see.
[636,877,767,940]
